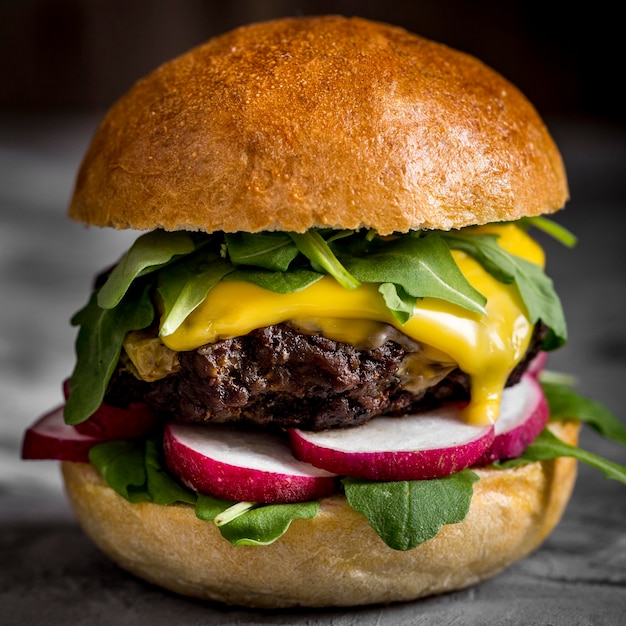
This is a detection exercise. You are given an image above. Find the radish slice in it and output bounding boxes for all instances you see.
[163,423,338,504]
[21,406,103,463]
[527,351,548,377]
[62,379,158,440]
[288,408,494,481]
[73,402,158,439]
[475,374,549,465]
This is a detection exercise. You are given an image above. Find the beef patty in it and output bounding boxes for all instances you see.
[106,322,547,431]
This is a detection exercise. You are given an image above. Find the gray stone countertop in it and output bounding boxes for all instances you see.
[1,114,625,625]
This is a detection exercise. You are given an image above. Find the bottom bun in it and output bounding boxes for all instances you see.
[61,420,580,609]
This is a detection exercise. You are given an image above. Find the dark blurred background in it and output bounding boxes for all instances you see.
[0,0,624,126]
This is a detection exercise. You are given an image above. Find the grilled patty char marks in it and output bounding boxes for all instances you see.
[106,322,547,432]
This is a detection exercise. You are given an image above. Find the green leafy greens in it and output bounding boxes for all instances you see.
[492,378,626,486]
[498,428,626,484]
[199,499,320,546]
[542,380,626,445]
[340,233,487,321]
[443,232,567,349]
[342,471,479,550]
[88,437,197,505]
[288,230,361,289]
[518,216,578,248]
[96,230,199,309]
[64,284,154,426]
[224,232,299,271]
[158,251,234,337]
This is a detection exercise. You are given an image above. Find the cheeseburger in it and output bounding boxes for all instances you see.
[22,15,626,609]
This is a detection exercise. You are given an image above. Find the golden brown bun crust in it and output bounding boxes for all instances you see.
[69,16,568,235]
[61,420,579,608]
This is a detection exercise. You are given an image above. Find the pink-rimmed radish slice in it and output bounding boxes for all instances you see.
[163,423,338,504]
[527,351,549,377]
[21,406,103,463]
[73,402,158,439]
[62,379,158,439]
[475,374,549,466]
[288,408,494,481]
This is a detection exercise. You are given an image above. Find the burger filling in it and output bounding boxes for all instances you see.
[66,219,571,432]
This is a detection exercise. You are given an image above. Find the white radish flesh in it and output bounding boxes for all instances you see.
[475,374,549,465]
[288,407,494,481]
[21,406,103,463]
[163,423,338,503]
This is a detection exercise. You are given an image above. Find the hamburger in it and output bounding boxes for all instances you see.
[21,15,626,609]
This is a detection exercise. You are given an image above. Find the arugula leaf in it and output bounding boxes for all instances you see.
[212,501,320,546]
[541,380,626,446]
[158,251,234,337]
[97,230,197,309]
[443,233,567,349]
[64,282,154,425]
[514,256,567,349]
[342,471,479,551]
[341,234,487,316]
[518,216,578,248]
[378,282,417,323]
[214,501,258,525]
[498,428,626,485]
[186,480,320,546]
[224,232,300,271]
[197,494,319,546]
[195,493,237,522]
[88,437,197,505]
[289,231,361,289]
[144,438,198,505]
[224,267,323,293]
[88,440,149,503]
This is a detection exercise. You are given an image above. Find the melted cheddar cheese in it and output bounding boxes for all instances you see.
[160,224,544,425]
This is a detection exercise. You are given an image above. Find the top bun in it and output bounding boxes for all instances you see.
[69,16,568,235]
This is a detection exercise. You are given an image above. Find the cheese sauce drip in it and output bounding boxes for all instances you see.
[161,224,544,425]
